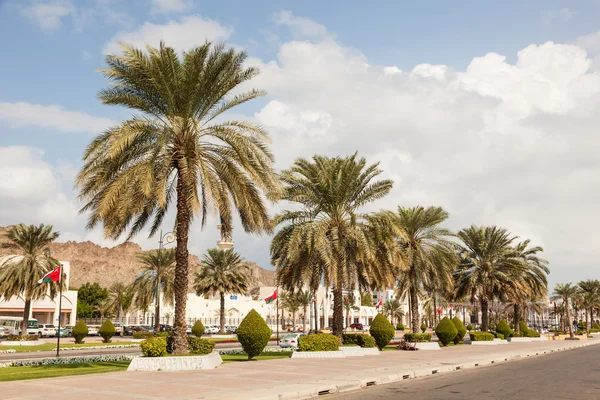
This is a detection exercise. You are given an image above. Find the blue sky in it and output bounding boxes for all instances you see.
[1,0,600,286]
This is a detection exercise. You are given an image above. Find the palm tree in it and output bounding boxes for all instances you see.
[295,290,312,331]
[550,302,565,331]
[454,226,524,332]
[578,280,600,332]
[551,283,580,339]
[105,282,133,320]
[280,291,301,330]
[343,293,360,328]
[382,298,405,327]
[75,42,280,353]
[392,206,457,333]
[271,154,402,337]
[194,248,250,334]
[133,249,176,332]
[0,224,62,334]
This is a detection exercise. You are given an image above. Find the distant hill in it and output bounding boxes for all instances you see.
[0,226,276,292]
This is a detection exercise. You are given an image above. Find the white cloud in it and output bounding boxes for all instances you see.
[274,10,328,38]
[103,15,233,54]
[0,102,113,134]
[150,0,193,14]
[21,0,75,31]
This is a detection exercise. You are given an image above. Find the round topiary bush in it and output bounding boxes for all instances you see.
[298,334,340,351]
[519,321,529,335]
[435,317,458,347]
[451,316,467,345]
[369,314,395,350]
[466,323,473,331]
[420,322,427,333]
[71,320,88,344]
[98,319,116,343]
[191,320,205,337]
[237,309,272,360]
[396,322,405,331]
[496,320,512,338]
[593,322,600,330]
[187,337,215,354]
[140,337,167,357]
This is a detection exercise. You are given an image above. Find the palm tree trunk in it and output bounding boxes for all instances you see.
[433,295,437,326]
[585,309,589,334]
[514,304,521,333]
[481,298,489,332]
[332,286,344,337]
[565,300,574,339]
[219,292,226,334]
[172,177,191,354]
[590,308,594,328]
[154,272,161,333]
[303,305,308,331]
[22,298,31,337]
[410,288,420,333]
[313,296,318,332]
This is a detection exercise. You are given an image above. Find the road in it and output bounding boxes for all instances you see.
[335,345,600,400]
[0,342,279,361]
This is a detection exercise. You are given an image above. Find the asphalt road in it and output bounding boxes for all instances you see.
[335,345,600,400]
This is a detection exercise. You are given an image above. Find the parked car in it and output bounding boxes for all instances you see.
[349,323,364,331]
[64,325,73,336]
[56,327,69,337]
[37,324,57,337]
[123,326,135,336]
[186,324,192,335]
[225,325,238,334]
[159,324,173,332]
[0,326,8,338]
[87,325,99,336]
[279,333,305,349]
[205,325,219,334]
[113,323,123,334]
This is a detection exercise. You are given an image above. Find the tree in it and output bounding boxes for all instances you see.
[360,292,373,307]
[578,280,600,333]
[295,290,312,331]
[0,224,62,333]
[194,248,250,334]
[77,282,109,318]
[454,226,524,332]
[392,206,457,333]
[551,283,580,339]
[133,249,176,332]
[76,42,280,353]
[105,282,133,319]
[280,291,300,329]
[382,298,405,327]
[271,154,402,337]
[343,293,360,328]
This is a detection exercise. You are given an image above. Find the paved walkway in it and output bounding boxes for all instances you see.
[3,338,599,400]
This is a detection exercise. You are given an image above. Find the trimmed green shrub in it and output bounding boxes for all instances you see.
[25,334,38,341]
[140,337,167,357]
[359,335,375,348]
[72,320,88,344]
[435,317,458,347]
[470,332,494,341]
[155,331,170,338]
[526,330,540,338]
[98,319,116,343]
[396,322,405,331]
[451,316,467,345]
[6,334,19,341]
[192,320,205,337]
[493,332,505,340]
[593,322,600,330]
[519,321,529,335]
[342,333,375,348]
[496,320,512,338]
[466,323,473,331]
[590,328,600,333]
[510,331,524,337]
[420,322,427,333]
[299,334,340,351]
[133,331,154,340]
[188,337,215,355]
[403,333,432,342]
[488,323,496,331]
[342,333,360,345]
[370,314,396,350]
[237,309,272,360]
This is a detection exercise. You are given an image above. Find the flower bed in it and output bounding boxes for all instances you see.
[218,347,289,355]
[57,344,139,351]
[0,355,135,368]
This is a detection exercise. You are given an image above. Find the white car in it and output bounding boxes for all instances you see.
[206,325,219,334]
[37,324,57,337]
[87,325,99,336]
[279,333,305,349]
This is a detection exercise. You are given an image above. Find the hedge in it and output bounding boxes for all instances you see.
[237,309,272,360]
[188,337,215,355]
[593,322,600,330]
[403,333,432,342]
[526,330,540,338]
[496,320,512,338]
[469,332,495,341]
[420,322,427,333]
[466,324,473,331]
[370,314,395,350]
[343,334,375,348]
[98,319,116,343]
[435,317,458,347]
[72,320,88,344]
[452,316,467,345]
[192,320,205,337]
[298,334,340,351]
[140,337,167,357]
[396,322,405,331]
[519,321,529,335]
[360,335,376,348]
[133,331,154,340]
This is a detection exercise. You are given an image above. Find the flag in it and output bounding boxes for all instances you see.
[473,294,478,301]
[37,266,61,286]
[344,297,350,306]
[449,304,453,312]
[320,298,324,309]
[264,289,277,304]
[375,298,383,309]
[489,308,493,313]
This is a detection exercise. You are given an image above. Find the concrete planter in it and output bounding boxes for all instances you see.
[415,342,440,350]
[507,337,532,343]
[291,351,346,359]
[127,351,222,371]
[339,347,380,356]
[2,340,46,346]
[464,339,508,345]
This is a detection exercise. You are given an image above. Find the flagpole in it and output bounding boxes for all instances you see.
[56,264,63,358]
[276,286,279,345]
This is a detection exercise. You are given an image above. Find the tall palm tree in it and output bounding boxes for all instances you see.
[105,282,133,319]
[271,154,402,337]
[382,298,405,326]
[295,290,312,331]
[578,280,600,332]
[454,226,524,332]
[76,42,280,353]
[194,248,250,334]
[133,249,176,332]
[551,283,580,339]
[392,206,457,333]
[0,224,62,334]
[343,293,360,328]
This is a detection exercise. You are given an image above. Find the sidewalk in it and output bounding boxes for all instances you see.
[2,338,599,400]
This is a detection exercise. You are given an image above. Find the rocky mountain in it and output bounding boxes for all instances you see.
[0,226,276,291]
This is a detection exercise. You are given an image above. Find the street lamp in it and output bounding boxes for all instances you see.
[156,230,175,332]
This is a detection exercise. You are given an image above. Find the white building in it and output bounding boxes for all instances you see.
[0,261,78,326]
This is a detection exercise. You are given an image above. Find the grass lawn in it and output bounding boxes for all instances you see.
[0,361,131,382]
[221,351,292,363]
[0,341,139,353]
[382,345,397,351]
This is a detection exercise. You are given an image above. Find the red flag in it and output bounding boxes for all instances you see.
[375,298,383,309]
